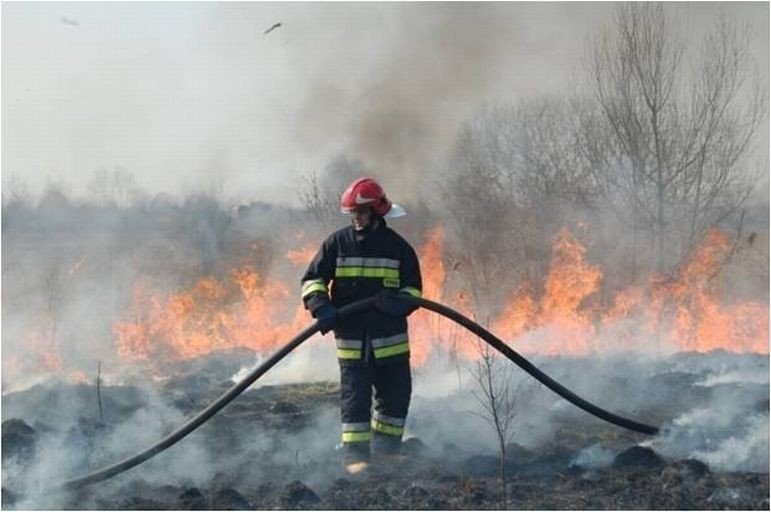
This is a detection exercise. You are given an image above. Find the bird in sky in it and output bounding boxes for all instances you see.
[60,16,80,26]
[263,22,282,35]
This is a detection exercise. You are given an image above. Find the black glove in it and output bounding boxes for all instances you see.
[314,304,338,334]
[374,289,413,317]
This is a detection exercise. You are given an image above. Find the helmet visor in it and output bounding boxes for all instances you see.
[384,203,407,218]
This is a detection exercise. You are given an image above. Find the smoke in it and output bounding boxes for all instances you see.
[651,360,769,472]
[4,380,210,508]
[4,374,344,509]
[204,2,558,204]
[301,4,524,200]
[1,186,233,394]
[230,335,339,386]
[2,184,767,510]
[2,4,768,508]
[1,198,204,392]
[570,444,616,470]
[3,339,767,508]
[4,2,628,205]
[656,410,768,472]
[408,347,768,473]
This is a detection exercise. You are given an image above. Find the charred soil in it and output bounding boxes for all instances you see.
[2,353,769,510]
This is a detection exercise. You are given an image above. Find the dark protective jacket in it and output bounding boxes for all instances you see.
[301,220,422,365]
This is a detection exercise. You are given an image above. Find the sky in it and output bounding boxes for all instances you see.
[2,2,768,206]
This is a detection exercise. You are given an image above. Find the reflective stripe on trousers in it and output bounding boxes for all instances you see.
[335,332,410,361]
[371,333,409,359]
[335,338,363,360]
[336,334,409,361]
[342,422,371,444]
[339,358,411,451]
[371,411,406,437]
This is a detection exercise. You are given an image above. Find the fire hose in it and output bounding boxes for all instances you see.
[56,295,659,492]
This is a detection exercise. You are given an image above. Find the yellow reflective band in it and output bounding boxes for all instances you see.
[301,282,328,298]
[335,267,400,279]
[373,342,410,359]
[371,333,408,349]
[371,419,404,437]
[342,431,371,443]
[399,287,422,298]
[336,349,362,360]
[302,278,325,290]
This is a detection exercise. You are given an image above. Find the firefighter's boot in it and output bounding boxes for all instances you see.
[371,432,407,467]
[344,460,370,475]
[342,442,371,475]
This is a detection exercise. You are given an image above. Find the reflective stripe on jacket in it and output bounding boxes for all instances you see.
[300,220,422,364]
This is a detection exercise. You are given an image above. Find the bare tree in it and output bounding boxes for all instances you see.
[438,99,604,308]
[38,264,65,369]
[508,98,605,211]
[2,173,32,207]
[438,116,518,310]
[87,166,142,209]
[588,4,765,271]
[298,170,338,230]
[2,174,33,234]
[36,179,76,235]
[96,361,105,424]
[298,155,370,231]
[184,194,232,273]
[469,339,528,508]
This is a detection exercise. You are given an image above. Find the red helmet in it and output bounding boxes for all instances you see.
[340,177,405,218]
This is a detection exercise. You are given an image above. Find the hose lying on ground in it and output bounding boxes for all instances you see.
[56,295,658,492]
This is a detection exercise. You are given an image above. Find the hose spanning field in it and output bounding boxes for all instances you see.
[57,296,659,492]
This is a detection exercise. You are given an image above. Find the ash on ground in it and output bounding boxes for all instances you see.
[2,351,768,510]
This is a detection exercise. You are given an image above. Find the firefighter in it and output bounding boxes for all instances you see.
[300,177,422,474]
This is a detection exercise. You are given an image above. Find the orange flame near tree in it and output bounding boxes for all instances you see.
[286,244,317,267]
[25,326,63,373]
[598,229,769,353]
[112,225,768,369]
[114,269,307,364]
[486,227,767,356]
[490,228,603,355]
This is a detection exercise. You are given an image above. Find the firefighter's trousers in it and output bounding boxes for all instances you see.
[339,355,411,463]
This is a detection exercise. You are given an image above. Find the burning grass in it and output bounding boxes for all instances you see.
[98,226,771,378]
[2,214,768,509]
[4,222,765,390]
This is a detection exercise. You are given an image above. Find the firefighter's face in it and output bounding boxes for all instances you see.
[350,206,373,231]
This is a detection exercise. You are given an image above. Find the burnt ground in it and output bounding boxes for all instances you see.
[2,351,769,510]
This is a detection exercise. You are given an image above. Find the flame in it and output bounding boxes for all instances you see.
[417,226,446,302]
[109,225,767,373]
[491,285,536,345]
[286,244,317,267]
[410,226,447,366]
[230,266,260,300]
[599,229,769,353]
[409,225,483,363]
[69,370,89,383]
[488,227,768,356]
[114,267,307,364]
[3,324,65,387]
[26,323,63,372]
[488,228,604,355]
